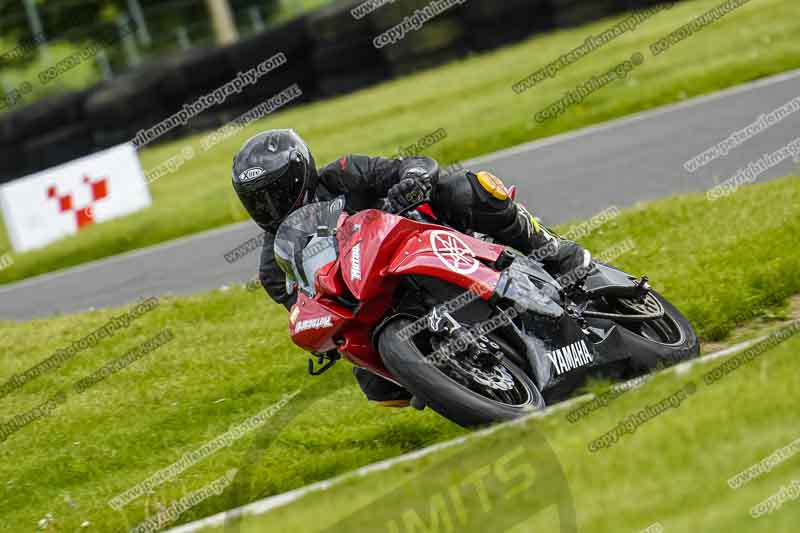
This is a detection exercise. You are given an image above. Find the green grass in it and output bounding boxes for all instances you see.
[209,331,800,533]
[0,175,798,531]
[2,0,800,284]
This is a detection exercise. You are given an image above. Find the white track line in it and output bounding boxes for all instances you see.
[4,68,800,295]
[166,337,761,533]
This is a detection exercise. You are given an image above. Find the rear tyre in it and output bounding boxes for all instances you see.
[612,290,700,371]
[378,318,544,428]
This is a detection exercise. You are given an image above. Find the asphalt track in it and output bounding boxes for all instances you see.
[2,69,799,320]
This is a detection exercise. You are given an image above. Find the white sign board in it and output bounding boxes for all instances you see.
[0,143,151,253]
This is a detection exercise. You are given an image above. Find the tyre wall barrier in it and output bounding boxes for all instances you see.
[0,0,682,183]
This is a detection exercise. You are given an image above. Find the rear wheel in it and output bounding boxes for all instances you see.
[602,290,700,370]
[378,318,544,428]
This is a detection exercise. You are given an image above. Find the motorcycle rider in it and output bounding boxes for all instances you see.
[232,129,591,407]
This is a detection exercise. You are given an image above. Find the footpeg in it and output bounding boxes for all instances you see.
[411,396,426,411]
[308,352,340,376]
[635,276,651,298]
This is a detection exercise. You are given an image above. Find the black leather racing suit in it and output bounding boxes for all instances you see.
[258,154,588,403]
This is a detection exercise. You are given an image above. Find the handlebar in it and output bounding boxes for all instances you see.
[380,199,432,218]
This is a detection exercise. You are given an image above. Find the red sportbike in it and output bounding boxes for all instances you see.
[275,196,699,427]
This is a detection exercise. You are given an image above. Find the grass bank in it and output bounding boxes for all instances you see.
[1,0,799,284]
[212,331,800,533]
[0,175,798,530]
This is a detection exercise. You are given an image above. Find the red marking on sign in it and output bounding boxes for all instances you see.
[59,195,72,212]
[47,175,110,231]
[91,178,108,201]
[76,207,94,228]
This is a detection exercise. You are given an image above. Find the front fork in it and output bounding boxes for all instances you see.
[426,306,504,366]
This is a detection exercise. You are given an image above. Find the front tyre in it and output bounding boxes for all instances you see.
[378,318,544,428]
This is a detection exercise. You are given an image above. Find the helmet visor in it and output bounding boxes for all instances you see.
[236,157,309,230]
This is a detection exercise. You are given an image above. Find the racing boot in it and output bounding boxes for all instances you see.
[353,367,412,408]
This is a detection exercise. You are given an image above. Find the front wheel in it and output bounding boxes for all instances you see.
[378,318,544,428]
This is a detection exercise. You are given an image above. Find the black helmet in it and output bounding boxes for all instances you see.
[232,129,318,231]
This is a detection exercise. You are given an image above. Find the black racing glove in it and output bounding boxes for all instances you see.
[385,176,432,213]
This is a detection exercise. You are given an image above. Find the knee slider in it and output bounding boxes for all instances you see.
[468,171,512,211]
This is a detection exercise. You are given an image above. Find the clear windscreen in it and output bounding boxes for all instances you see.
[274,198,346,295]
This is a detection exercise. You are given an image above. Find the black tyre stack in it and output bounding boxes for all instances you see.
[157,46,236,137]
[0,0,687,182]
[618,0,670,8]
[462,0,554,52]
[86,62,176,150]
[0,90,91,182]
[369,0,468,77]
[223,15,316,111]
[308,2,389,96]
[0,118,27,184]
[549,0,625,28]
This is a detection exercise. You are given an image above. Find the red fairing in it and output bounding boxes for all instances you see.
[315,259,348,296]
[289,207,506,383]
[337,293,399,382]
[289,294,352,353]
[338,210,413,301]
[290,283,397,381]
[387,228,504,299]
